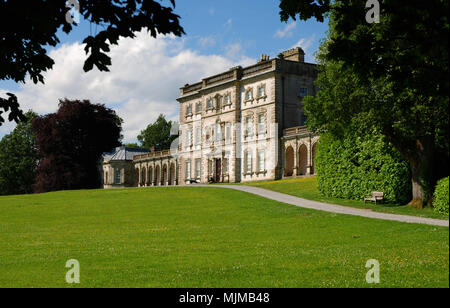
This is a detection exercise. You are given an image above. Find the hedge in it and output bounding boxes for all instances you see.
[433,177,449,215]
[315,129,411,204]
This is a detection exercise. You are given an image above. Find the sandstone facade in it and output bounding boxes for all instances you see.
[103,48,320,188]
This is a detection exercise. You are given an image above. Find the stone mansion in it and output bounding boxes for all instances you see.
[103,48,319,188]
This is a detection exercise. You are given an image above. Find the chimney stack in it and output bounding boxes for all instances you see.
[278,47,305,62]
[259,54,270,62]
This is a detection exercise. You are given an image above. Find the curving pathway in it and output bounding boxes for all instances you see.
[184,184,449,227]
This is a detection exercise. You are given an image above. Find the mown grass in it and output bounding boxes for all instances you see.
[0,187,448,288]
[240,177,449,220]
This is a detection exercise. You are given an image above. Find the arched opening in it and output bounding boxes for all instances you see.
[162,164,168,185]
[148,166,153,186]
[104,172,108,185]
[311,142,318,175]
[284,146,294,177]
[169,163,176,186]
[141,167,147,186]
[155,165,161,186]
[135,168,140,186]
[298,144,308,175]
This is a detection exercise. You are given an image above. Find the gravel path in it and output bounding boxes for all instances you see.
[189,184,449,227]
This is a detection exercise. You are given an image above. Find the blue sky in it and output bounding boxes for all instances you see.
[0,0,328,142]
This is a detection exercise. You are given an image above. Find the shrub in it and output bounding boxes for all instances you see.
[315,128,411,204]
[433,177,449,215]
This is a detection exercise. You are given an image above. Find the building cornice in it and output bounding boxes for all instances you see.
[177,58,318,102]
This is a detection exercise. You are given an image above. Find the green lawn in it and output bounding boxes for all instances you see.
[241,177,449,220]
[0,187,448,288]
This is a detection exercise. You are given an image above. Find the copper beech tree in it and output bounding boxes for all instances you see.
[32,99,122,193]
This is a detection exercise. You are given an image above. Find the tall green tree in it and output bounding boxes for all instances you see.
[282,0,449,207]
[0,0,184,126]
[123,143,143,149]
[137,114,177,151]
[0,111,38,195]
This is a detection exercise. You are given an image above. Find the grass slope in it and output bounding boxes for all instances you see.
[0,187,448,288]
[241,177,449,220]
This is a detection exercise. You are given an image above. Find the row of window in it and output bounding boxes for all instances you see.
[186,94,233,116]
[245,114,266,136]
[184,151,266,180]
[245,150,266,174]
[185,83,277,116]
[187,86,308,115]
[245,84,266,101]
[184,115,267,149]
[185,123,233,148]
[185,158,230,179]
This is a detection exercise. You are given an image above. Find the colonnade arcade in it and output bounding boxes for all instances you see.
[134,152,178,186]
[281,127,319,178]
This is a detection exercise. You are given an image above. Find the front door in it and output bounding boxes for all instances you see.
[215,159,222,182]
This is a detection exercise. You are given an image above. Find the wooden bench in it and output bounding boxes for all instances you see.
[364,192,384,204]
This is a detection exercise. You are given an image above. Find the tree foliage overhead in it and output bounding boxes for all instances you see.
[137,114,177,151]
[0,0,184,125]
[283,0,449,207]
[32,99,122,193]
[0,111,38,196]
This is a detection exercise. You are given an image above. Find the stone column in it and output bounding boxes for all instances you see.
[293,141,298,176]
[137,165,141,187]
[306,141,312,175]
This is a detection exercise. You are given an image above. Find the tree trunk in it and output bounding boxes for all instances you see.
[407,138,436,209]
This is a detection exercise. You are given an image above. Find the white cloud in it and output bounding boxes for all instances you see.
[224,18,233,30]
[0,31,254,142]
[274,22,297,39]
[291,35,317,62]
[198,36,216,48]
[225,43,244,61]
